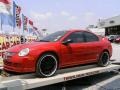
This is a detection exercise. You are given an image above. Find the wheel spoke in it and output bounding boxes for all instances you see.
[102,53,109,65]
[39,55,57,76]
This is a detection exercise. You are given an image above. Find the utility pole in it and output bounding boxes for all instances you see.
[42,29,47,36]
[0,13,3,32]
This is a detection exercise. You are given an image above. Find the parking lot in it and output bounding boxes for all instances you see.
[111,43,120,62]
[33,43,120,90]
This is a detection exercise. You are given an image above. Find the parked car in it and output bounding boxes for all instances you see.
[3,30,112,77]
[114,37,120,43]
[107,35,120,42]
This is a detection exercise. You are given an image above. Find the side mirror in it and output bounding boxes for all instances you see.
[62,39,72,45]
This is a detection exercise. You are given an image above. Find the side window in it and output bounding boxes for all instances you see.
[63,32,85,43]
[84,32,99,42]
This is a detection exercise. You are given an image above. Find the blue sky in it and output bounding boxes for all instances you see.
[9,0,120,33]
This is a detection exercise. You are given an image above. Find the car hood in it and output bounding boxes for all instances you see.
[7,42,57,52]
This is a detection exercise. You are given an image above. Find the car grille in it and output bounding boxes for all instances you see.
[3,52,16,60]
[4,60,21,67]
[4,60,12,66]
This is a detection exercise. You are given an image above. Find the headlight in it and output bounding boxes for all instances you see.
[18,48,29,56]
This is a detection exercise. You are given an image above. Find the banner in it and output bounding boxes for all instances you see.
[28,19,33,33]
[13,1,21,28]
[22,14,28,31]
[0,0,10,4]
[0,34,20,58]
[33,27,42,36]
[0,13,13,26]
[0,0,13,27]
[0,0,11,11]
[33,26,37,30]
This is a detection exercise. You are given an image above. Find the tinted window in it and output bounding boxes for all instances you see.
[63,32,85,43]
[84,32,99,42]
[39,31,67,42]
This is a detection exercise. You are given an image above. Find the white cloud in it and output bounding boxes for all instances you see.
[85,12,95,16]
[61,11,70,16]
[29,12,55,32]
[46,12,53,17]
[30,12,53,20]
[84,12,98,25]
[69,16,78,21]
[61,11,78,21]
[30,11,98,33]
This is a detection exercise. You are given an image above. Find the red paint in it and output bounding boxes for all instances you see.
[114,37,120,43]
[3,30,112,73]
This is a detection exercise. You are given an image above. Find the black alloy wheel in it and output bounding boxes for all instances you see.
[36,54,58,77]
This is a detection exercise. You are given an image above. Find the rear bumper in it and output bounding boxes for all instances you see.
[114,40,120,43]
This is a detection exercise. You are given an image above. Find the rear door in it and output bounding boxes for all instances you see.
[83,31,102,62]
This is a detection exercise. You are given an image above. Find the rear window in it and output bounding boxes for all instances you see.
[84,32,99,42]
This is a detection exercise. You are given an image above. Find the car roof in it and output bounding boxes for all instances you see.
[67,29,91,33]
[109,35,120,36]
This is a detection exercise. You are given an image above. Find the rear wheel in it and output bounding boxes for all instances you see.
[98,51,110,67]
[36,54,58,77]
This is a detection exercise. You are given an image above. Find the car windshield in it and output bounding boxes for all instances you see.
[39,31,67,42]
[110,35,120,38]
[110,36,114,38]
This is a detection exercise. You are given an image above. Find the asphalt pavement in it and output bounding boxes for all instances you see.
[111,43,120,62]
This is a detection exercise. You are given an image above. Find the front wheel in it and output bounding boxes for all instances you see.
[97,51,110,67]
[36,54,58,77]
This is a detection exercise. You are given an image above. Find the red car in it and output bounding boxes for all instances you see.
[3,30,112,77]
[114,37,120,43]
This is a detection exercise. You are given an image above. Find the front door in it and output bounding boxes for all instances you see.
[61,31,87,66]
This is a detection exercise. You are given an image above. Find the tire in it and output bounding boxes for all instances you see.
[36,53,58,77]
[97,51,110,67]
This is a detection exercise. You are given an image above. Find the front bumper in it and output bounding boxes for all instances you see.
[4,64,34,73]
[3,55,36,73]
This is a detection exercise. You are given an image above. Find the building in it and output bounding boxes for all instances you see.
[98,15,120,36]
[87,25,105,36]
[88,28,105,36]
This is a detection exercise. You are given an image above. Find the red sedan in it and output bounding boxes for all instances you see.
[3,30,112,77]
[114,37,120,43]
